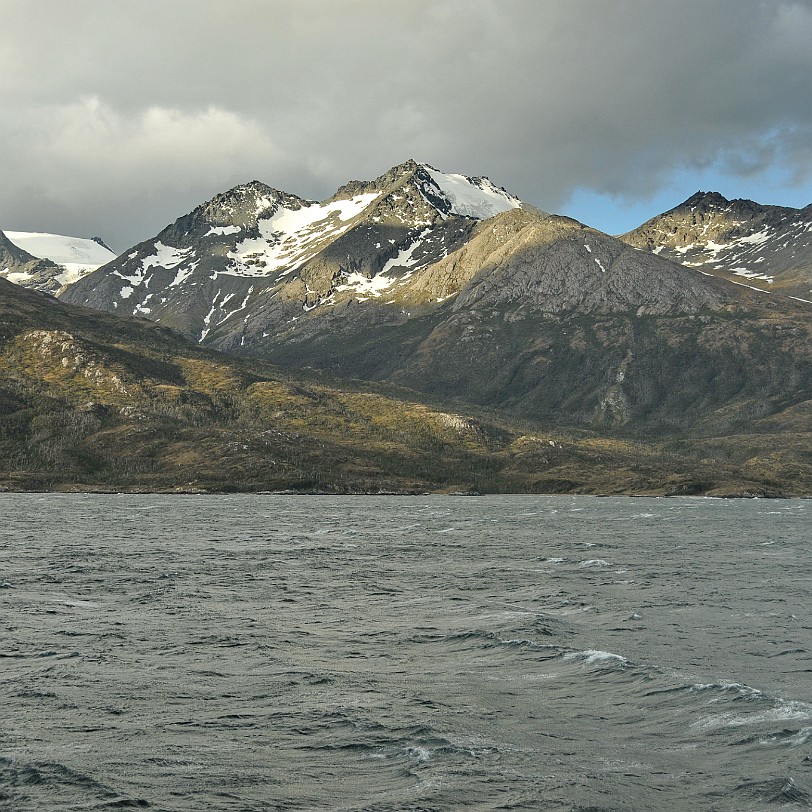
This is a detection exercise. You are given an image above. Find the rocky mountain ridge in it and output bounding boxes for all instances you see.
[620,190,812,302]
[58,160,749,343]
[62,160,522,338]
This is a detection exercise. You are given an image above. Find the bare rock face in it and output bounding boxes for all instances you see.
[445,212,729,316]
[620,191,812,302]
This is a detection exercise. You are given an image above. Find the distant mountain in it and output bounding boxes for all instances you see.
[2,277,807,496]
[61,162,811,438]
[0,230,116,294]
[620,191,812,302]
[0,230,64,291]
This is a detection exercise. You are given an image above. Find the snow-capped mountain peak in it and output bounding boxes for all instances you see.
[5,231,116,273]
[58,160,530,341]
[328,159,523,222]
[0,230,117,292]
[419,163,522,220]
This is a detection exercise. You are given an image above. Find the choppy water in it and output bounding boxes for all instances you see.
[1,495,810,811]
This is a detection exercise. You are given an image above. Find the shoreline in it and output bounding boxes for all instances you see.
[0,484,803,499]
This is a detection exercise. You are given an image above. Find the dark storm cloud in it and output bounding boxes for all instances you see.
[1,0,810,249]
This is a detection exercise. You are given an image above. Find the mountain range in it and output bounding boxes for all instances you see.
[55,161,811,434]
[2,160,810,494]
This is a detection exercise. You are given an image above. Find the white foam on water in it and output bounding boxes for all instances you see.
[692,700,812,732]
[690,681,761,698]
[554,605,595,616]
[52,598,100,609]
[787,727,812,747]
[564,649,628,666]
[579,559,612,568]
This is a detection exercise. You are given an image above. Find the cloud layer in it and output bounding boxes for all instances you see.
[1,0,810,248]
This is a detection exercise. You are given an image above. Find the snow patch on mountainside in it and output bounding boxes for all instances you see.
[226,193,379,277]
[335,272,397,299]
[731,268,775,283]
[380,231,431,276]
[141,242,194,271]
[422,166,521,219]
[206,225,242,237]
[3,271,33,284]
[5,230,116,284]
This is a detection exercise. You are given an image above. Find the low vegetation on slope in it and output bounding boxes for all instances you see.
[1,279,807,495]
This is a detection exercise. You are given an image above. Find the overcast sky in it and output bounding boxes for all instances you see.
[1,0,811,251]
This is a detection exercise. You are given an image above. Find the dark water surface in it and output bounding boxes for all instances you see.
[1,495,809,811]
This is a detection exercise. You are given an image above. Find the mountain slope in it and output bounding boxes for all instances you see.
[0,277,509,493]
[3,278,808,496]
[59,163,811,438]
[619,191,812,302]
[1,230,116,293]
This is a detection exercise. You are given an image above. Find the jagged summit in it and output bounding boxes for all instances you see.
[679,190,731,210]
[91,236,114,253]
[621,190,812,300]
[187,180,312,232]
[330,158,423,198]
[59,160,531,339]
[329,160,522,220]
[660,190,800,224]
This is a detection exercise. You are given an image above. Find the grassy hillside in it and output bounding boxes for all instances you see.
[0,280,808,495]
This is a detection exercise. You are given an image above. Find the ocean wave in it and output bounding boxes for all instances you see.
[563,649,629,667]
[691,698,812,732]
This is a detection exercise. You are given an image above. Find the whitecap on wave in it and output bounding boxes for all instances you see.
[563,649,628,666]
